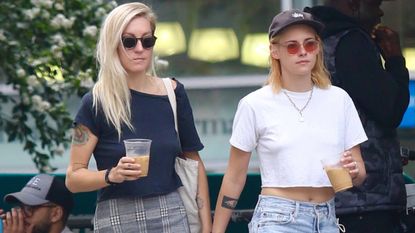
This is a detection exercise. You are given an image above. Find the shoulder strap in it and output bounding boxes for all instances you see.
[162,78,178,133]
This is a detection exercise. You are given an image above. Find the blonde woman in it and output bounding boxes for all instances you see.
[212,10,367,233]
[65,3,211,233]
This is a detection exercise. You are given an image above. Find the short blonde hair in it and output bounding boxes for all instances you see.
[266,34,331,92]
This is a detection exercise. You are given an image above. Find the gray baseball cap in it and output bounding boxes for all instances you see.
[268,9,324,39]
[4,174,74,213]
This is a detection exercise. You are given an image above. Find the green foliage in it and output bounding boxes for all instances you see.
[0,0,116,172]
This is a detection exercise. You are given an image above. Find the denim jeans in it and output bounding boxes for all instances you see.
[248,195,340,233]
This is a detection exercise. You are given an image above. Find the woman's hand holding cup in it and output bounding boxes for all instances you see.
[109,157,143,183]
[340,150,359,180]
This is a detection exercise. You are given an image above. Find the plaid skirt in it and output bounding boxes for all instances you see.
[93,190,190,233]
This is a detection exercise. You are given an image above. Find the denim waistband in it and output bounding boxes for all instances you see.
[257,195,336,218]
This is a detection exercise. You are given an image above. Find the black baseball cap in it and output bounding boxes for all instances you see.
[268,9,324,39]
[4,174,74,213]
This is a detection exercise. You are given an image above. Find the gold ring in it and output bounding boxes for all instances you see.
[354,161,357,168]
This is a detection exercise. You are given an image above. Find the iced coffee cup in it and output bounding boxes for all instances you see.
[321,155,353,193]
[123,139,152,177]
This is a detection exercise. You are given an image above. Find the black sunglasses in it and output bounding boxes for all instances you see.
[121,35,157,49]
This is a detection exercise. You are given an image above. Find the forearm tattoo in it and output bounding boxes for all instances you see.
[221,196,238,209]
[72,125,89,145]
[196,196,204,209]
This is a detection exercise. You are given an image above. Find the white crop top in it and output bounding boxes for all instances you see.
[230,85,367,188]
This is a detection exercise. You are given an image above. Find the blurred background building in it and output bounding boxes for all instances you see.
[1,0,415,176]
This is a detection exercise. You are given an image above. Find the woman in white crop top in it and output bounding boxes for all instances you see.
[212,9,367,233]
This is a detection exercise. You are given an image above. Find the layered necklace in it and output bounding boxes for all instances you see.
[282,86,314,123]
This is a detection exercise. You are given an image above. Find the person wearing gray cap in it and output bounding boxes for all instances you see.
[1,174,74,233]
[212,9,367,233]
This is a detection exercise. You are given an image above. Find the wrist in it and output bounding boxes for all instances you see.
[104,167,117,185]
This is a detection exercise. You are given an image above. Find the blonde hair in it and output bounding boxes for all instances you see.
[93,2,157,139]
[266,33,331,92]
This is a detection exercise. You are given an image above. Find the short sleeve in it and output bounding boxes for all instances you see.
[175,80,204,152]
[344,93,368,149]
[229,98,257,152]
[74,92,100,137]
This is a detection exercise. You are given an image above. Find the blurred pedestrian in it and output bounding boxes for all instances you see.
[1,174,73,233]
[306,0,410,232]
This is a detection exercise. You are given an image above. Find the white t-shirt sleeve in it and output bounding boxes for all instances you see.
[229,98,257,152]
[344,94,368,149]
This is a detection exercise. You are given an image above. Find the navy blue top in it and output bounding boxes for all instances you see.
[74,79,204,201]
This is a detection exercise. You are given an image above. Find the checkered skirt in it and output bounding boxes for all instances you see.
[93,190,190,233]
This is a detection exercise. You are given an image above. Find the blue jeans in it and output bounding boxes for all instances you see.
[248,195,340,233]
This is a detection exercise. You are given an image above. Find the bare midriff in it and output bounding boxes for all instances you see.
[261,187,335,203]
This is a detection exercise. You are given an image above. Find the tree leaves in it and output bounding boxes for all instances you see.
[0,0,116,172]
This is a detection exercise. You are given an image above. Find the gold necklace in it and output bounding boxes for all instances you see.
[282,86,314,122]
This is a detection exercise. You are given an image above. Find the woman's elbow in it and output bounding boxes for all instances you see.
[65,169,81,193]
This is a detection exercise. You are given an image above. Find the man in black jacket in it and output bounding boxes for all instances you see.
[306,0,409,233]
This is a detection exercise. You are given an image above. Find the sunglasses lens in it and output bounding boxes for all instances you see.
[286,43,300,54]
[141,36,157,49]
[282,40,318,54]
[122,37,137,49]
[304,40,318,53]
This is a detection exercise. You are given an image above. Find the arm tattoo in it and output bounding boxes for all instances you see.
[72,125,89,145]
[221,196,238,209]
[196,196,204,209]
